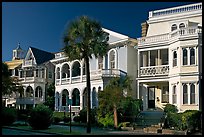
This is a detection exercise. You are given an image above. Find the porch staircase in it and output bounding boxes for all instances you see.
[135,110,164,128]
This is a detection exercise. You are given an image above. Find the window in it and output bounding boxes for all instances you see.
[49,71,52,78]
[183,84,188,104]
[42,69,44,78]
[190,48,195,65]
[110,50,115,69]
[72,62,80,77]
[57,67,60,79]
[36,69,38,77]
[183,48,188,65]
[179,23,185,29]
[172,85,177,104]
[173,51,177,67]
[190,84,195,104]
[171,24,177,31]
[162,86,169,103]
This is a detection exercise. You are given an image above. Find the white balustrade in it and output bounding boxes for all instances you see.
[138,26,202,46]
[140,65,169,77]
[150,3,202,17]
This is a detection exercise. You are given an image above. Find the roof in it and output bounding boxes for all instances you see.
[5,60,23,69]
[15,43,22,50]
[30,46,55,65]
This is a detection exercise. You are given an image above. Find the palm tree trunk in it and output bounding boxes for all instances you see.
[113,104,118,129]
[85,56,91,133]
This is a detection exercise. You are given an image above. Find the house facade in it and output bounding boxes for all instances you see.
[50,28,137,114]
[136,2,202,112]
[4,45,55,110]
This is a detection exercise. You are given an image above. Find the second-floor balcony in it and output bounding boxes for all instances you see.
[139,65,169,77]
[56,69,127,86]
[137,26,202,46]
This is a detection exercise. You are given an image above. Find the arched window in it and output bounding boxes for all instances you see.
[190,84,195,104]
[109,50,115,69]
[72,61,81,77]
[172,85,177,104]
[183,48,188,65]
[56,92,60,109]
[26,86,33,97]
[35,86,42,98]
[171,24,177,31]
[61,64,70,78]
[179,23,185,29]
[183,84,188,104]
[56,67,60,79]
[92,87,97,108]
[190,48,195,65]
[62,89,69,106]
[173,51,177,67]
[72,88,80,106]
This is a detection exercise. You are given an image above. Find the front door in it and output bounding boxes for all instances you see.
[148,86,155,108]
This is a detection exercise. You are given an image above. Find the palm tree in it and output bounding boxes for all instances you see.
[62,15,109,133]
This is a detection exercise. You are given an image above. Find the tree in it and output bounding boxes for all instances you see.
[44,83,55,110]
[98,76,133,128]
[2,62,24,107]
[2,62,13,96]
[62,15,109,133]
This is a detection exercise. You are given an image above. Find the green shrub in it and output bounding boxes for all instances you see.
[181,110,202,132]
[163,104,178,114]
[28,104,53,130]
[73,116,80,123]
[79,107,97,124]
[63,116,70,123]
[98,113,114,128]
[165,112,182,130]
[2,107,17,126]
[53,116,62,124]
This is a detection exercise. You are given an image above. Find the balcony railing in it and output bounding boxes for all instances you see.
[139,65,169,77]
[137,26,202,46]
[16,97,43,104]
[19,77,45,83]
[149,3,202,18]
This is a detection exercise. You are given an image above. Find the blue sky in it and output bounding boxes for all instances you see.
[2,2,196,61]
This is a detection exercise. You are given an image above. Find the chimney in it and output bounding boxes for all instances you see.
[141,21,148,37]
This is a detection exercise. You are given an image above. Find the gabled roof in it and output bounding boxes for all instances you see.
[29,46,55,65]
[102,28,129,44]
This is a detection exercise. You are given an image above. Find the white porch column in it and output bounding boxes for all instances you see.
[187,47,190,65]
[70,68,72,84]
[158,49,161,65]
[148,51,150,66]
[80,66,83,82]
[138,51,140,77]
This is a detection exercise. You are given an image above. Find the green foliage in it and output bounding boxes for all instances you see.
[73,115,81,123]
[119,97,142,123]
[52,111,70,124]
[78,107,97,124]
[181,110,202,132]
[2,107,17,126]
[163,104,178,114]
[164,109,202,133]
[44,83,55,111]
[118,122,131,128]
[97,113,114,128]
[28,104,53,130]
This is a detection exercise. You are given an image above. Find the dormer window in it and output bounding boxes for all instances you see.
[171,24,177,31]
